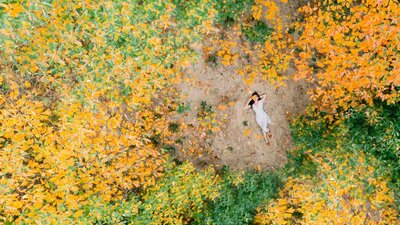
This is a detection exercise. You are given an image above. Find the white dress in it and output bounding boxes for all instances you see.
[252,98,272,133]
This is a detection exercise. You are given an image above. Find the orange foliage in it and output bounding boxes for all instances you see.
[293,0,400,115]
[0,0,214,223]
[252,0,284,32]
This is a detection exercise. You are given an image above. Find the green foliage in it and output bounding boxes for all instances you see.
[78,197,139,225]
[168,122,180,133]
[0,0,216,223]
[212,0,254,26]
[290,101,400,208]
[197,168,282,225]
[205,52,219,68]
[281,101,400,223]
[177,102,191,114]
[288,115,340,177]
[197,101,218,134]
[172,0,216,28]
[83,162,220,225]
[22,196,140,225]
[290,116,335,153]
[242,21,274,44]
[199,100,213,116]
[2,0,399,223]
[131,162,221,225]
[345,101,400,207]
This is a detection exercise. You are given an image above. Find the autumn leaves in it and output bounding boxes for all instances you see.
[0,0,399,224]
[293,0,400,116]
[255,152,398,224]
[0,0,215,223]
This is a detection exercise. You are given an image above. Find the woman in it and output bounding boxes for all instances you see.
[245,92,272,144]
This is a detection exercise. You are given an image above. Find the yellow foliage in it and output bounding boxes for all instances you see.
[217,40,239,66]
[252,5,263,20]
[252,0,283,32]
[132,162,221,224]
[0,0,215,223]
[3,3,24,18]
[255,150,398,224]
[243,128,252,137]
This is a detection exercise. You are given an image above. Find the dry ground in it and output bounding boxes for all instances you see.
[179,55,308,170]
[176,0,309,170]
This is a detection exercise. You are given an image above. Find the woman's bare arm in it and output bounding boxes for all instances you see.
[245,95,259,109]
[245,99,252,109]
[260,94,266,100]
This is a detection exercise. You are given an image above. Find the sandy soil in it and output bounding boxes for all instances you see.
[179,56,308,170]
[176,0,310,170]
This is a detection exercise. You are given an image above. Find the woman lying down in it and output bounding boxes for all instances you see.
[245,91,272,145]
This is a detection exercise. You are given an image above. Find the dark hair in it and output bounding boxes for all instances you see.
[248,91,261,108]
[252,91,261,99]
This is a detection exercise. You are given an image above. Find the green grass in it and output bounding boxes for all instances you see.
[198,100,213,118]
[205,53,219,68]
[177,102,191,114]
[345,101,400,208]
[168,122,180,133]
[212,0,254,26]
[289,100,400,209]
[196,167,282,225]
[242,21,274,44]
[288,114,339,177]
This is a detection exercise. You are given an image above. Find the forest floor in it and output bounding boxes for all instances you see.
[176,0,309,170]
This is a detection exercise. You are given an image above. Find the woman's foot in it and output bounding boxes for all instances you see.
[263,138,271,145]
[263,133,270,145]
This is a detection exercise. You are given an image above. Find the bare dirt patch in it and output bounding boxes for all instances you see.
[176,0,310,170]
[178,55,308,170]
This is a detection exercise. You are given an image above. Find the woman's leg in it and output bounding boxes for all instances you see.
[263,132,270,145]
